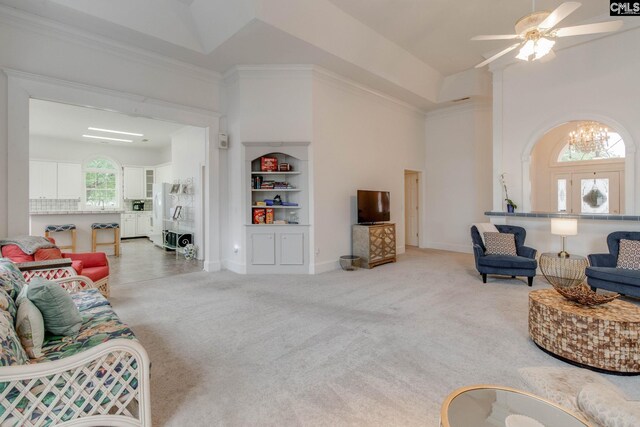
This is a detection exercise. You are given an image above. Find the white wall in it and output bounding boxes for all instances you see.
[312,71,426,271]
[494,27,640,215]
[171,126,206,259]
[221,68,313,272]
[0,12,220,237]
[223,67,427,273]
[30,136,170,166]
[424,102,493,253]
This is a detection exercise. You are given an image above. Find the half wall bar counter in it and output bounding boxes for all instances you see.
[485,212,640,257]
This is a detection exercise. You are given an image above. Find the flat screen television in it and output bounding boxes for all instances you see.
[357,190,390,224]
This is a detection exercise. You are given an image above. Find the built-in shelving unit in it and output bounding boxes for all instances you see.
[248,151,307,225]
[242,142,311,274]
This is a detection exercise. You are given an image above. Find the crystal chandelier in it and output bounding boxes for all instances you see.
[568,122,609,154]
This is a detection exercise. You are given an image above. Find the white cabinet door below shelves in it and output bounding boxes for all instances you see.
[251,233,275,265]
[123,167,145,199]
[280,233,304,265]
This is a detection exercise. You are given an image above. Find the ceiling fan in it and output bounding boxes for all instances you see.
[472,1,623,68]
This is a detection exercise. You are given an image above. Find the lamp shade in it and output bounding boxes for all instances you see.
[551,218,578,236]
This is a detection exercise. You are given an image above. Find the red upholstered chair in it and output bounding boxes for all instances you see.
[0,238,110,297]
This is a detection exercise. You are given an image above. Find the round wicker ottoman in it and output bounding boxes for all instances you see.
[528,289,640,375]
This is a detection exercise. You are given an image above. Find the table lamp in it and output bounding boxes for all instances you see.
[551,218,578,258]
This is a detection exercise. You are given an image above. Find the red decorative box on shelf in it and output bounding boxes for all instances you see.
[261,157,278,172]
[253,208,266,224]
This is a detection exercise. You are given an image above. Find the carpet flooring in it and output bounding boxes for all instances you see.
[109,248,640,426]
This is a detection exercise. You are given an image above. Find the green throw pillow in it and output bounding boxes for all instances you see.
[27,277,82,336]
[0,258,26,300]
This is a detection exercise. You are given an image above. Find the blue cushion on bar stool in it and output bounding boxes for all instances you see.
[45,224,76,232]
[91,223,120,230]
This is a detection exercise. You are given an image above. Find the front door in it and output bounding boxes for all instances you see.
[553,171,621,214]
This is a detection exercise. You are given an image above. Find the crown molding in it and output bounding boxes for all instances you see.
[222,64,427,116]
[425,97,492,119]
[311,66,427,116]
[0,4,221,85]
[3,68,221,119]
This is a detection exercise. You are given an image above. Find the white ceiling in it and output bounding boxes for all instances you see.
[29,99,185,148]
[2,0,634,110]
[325,0,611,75]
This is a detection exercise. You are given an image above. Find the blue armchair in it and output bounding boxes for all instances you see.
[586,231,640,297]
[471,225,538,286]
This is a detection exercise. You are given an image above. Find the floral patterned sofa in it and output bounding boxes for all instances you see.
[0,259,150,426]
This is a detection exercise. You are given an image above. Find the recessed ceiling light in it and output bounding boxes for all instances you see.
[87,127,143,137]
[83,134,133,143]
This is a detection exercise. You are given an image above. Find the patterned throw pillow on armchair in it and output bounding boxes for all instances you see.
[483,232,517,256]
[616,239,640,270]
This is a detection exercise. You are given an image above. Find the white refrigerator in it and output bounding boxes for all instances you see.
[151,183,172,247]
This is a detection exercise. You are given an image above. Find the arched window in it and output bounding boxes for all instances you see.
[531,121,626,214]
[558,132,625,162]
[84,157,120,208]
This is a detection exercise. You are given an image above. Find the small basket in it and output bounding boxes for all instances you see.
[339,255,360,271]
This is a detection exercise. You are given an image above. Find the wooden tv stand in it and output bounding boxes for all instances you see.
[352,223,396,269]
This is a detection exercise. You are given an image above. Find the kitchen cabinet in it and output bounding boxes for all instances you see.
[144,168,154,198]
[121,213,137,238]
[123,167,145,199]
[29,161,58,199]
[136,212,153,236]
[57,163,82,199]
[121,212,152,238]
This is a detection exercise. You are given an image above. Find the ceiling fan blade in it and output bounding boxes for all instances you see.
[555,20,624,37]
[539,2,582,30]
[475,43,521,68]
[471,34,519,41]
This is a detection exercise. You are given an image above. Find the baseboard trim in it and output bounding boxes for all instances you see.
[314,260,340,274]
[204,260,221,272]
[423,241,473,254]
[222,259,246,274]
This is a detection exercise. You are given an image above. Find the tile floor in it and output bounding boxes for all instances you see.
[108,238,203,287]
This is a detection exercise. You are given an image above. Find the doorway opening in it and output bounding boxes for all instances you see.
[404,170,420,248]
[28,99,208,279]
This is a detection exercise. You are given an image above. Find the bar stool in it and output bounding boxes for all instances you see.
[44,224,77,252]
[91,223,120,257]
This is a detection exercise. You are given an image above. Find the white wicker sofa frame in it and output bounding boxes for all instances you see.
[0,276,151,427]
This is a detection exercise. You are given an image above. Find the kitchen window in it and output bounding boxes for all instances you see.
[84,157,120,208]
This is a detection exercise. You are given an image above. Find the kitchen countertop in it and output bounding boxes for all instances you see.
[29,210,125,215]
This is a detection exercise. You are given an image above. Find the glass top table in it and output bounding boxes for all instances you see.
[440,385,588,427]
[539,252,589,289]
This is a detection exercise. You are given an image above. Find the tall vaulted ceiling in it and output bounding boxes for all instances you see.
[0,0,634,110]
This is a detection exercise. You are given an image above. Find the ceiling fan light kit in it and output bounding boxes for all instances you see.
[472,1,623,68]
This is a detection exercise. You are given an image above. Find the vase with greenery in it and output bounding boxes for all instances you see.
[500,173,518,213]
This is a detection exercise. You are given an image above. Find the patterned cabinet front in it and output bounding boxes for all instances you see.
[353,223,396,269]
